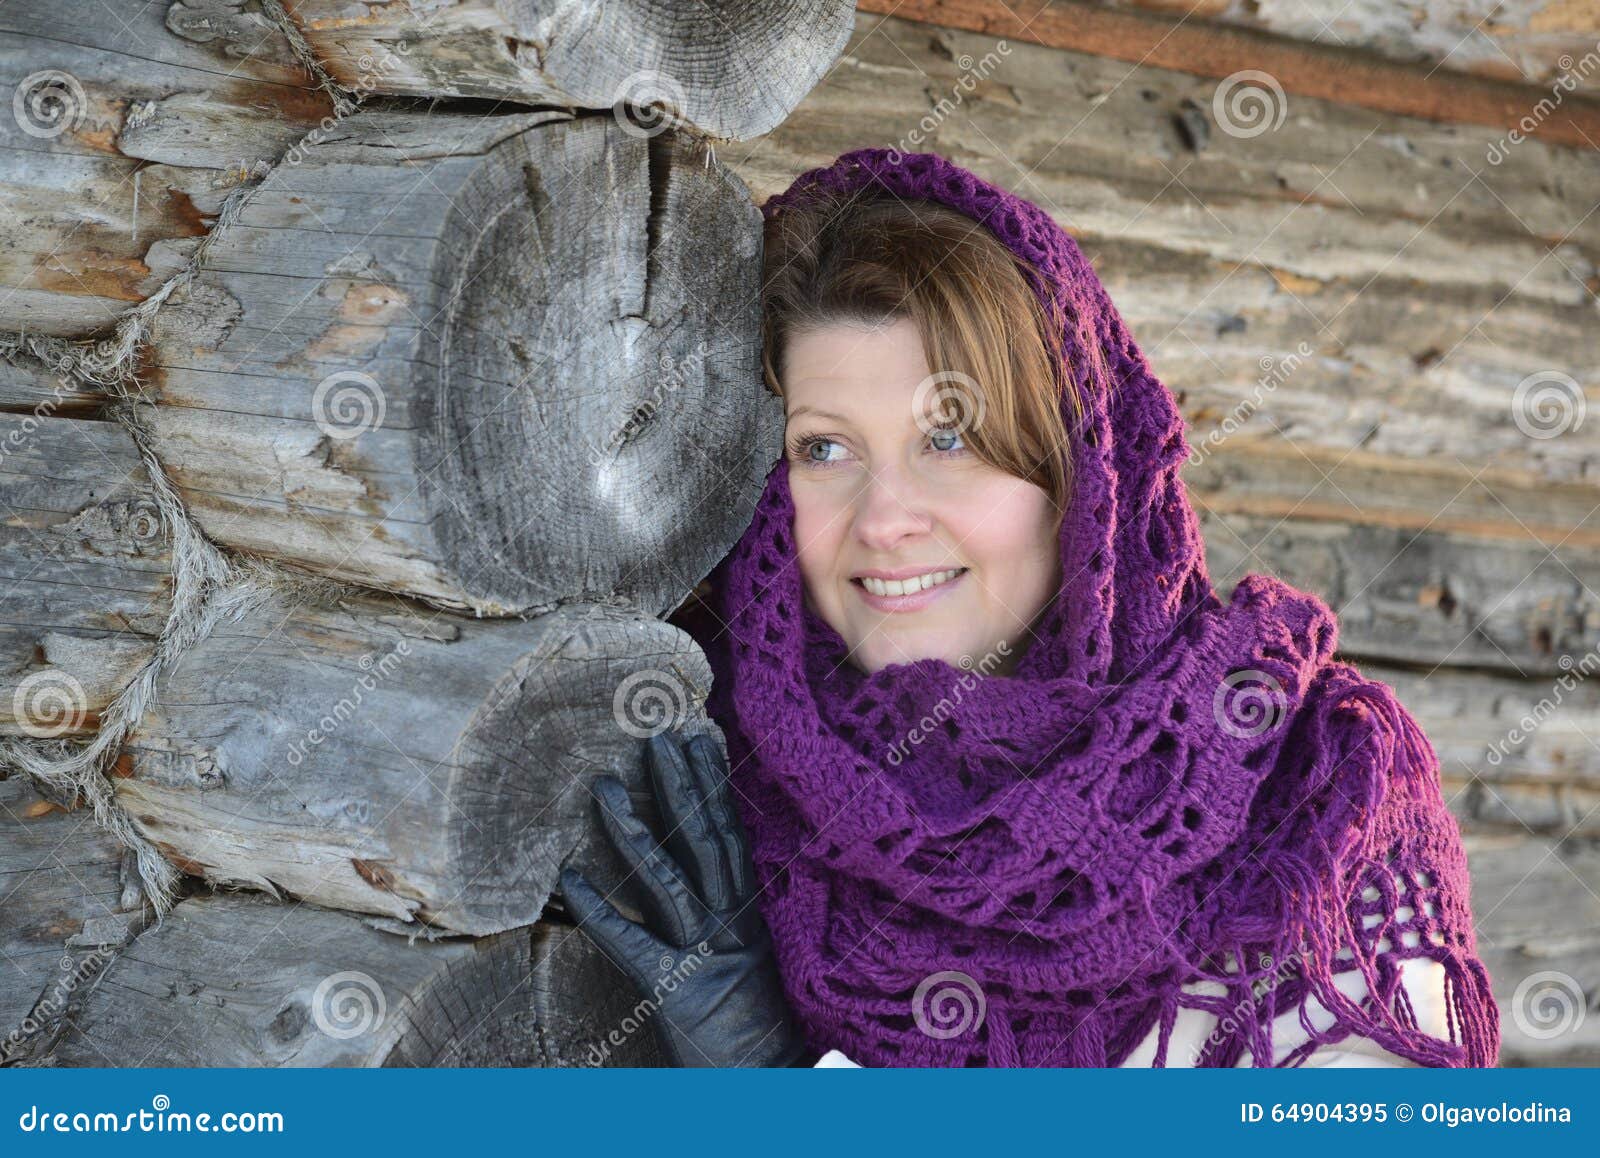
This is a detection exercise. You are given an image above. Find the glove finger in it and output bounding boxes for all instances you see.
[592,774,710,948]
[556,865,666,990]
[647,731,733,913]
[684,732,753,907]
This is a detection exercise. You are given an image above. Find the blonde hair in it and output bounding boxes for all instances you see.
[761,191,1082,516]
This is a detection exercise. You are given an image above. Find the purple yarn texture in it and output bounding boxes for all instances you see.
[698,148,1501,1067]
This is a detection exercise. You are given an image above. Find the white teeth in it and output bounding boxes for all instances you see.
[859,568,963,597]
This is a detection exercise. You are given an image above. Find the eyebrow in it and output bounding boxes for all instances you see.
[786,406,852,423]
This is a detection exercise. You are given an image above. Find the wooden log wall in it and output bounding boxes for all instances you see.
[3,0,1597,1068]
[1,0,846,1067]
[711,7,1600,1065]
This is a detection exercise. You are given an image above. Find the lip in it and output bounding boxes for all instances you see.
[851,567,968,613]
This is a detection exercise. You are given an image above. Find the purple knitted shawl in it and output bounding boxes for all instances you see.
[699,148,1500,1067]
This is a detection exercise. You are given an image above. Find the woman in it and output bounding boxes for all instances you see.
[560,147,1502,1068]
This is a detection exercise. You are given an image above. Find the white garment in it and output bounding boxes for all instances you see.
[812,956,1452,1068]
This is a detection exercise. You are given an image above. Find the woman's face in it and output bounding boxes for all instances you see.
[782,317,1063,677]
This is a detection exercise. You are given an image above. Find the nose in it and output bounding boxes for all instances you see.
[851,464,934,553]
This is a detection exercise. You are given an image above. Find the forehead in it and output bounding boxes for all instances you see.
[783,318,931,420]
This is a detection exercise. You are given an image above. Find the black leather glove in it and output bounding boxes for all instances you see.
[558,728,809,1068]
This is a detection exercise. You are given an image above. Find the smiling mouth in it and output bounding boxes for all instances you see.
[852,568,969,597]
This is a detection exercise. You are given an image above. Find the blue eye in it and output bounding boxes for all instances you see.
[788,434,844,468]
[930,426,965,453]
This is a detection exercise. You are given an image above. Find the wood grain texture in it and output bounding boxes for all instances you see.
[116,595,719,936]
[0,413,170,737]
[0,0,334,336]
[29,890,664,1066]
[280,0,857,141]
[143,110,784,616]
[856,0,1600,146]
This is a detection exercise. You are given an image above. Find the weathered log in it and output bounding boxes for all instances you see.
[1082,0,1600,97]
[142,109,783,616]
[0,0,333,336]
[277,0,856,141]
[1463,831,1600,1067]
[1198,509,1600,676]
[26,889,664,1066]
[1,769,155,1063]
[0,413,171,737]
[114,593,716,935]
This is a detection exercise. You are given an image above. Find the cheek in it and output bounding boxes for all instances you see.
[789,483,841,588]
[961,483,1059,570]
